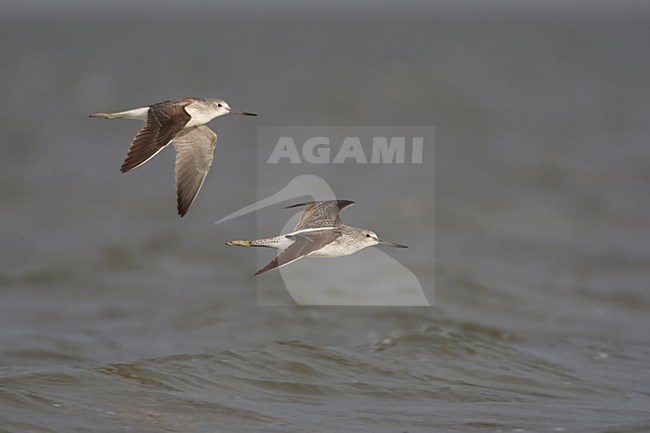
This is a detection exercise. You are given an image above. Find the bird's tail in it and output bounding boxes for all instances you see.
[89,107,149,121]
[225,240,253,247]
[90,112,119,119]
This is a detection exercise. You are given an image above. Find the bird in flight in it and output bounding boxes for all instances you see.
[91,97,257,216]
[226,200,408,275]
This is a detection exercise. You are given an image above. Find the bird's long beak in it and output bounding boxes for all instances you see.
[229,107,257,116]
[378,238,408,248]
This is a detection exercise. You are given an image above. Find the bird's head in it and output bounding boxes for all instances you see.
[359,229,408,249]
[210,99,257,118]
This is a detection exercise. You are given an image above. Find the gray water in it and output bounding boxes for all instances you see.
[1,1,649,432]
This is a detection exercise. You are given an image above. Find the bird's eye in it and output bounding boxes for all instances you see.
[366,234,371,238]
[217,103,222,107]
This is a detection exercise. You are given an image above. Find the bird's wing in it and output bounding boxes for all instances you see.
[255,229,341,275]
[173,125,217,217]
[120,101,192,173]
[286,200,356,230]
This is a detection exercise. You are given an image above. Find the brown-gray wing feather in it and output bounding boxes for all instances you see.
[255,229,341,275]
[286,200,356,230]
[173,125,217,217]
[120,101,191,173]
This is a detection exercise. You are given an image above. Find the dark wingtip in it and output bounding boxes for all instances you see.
[285,202,312,209]
[177,199,188,217]
[120,159,136,173]
[285,199,355,209]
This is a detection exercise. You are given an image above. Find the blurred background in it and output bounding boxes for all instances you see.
[0,1,649,432]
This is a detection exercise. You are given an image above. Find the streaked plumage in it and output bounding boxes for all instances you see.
[91,98,256,216]
[226,200,408,275]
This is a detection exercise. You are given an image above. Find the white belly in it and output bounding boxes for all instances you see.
[308,241,367,258]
